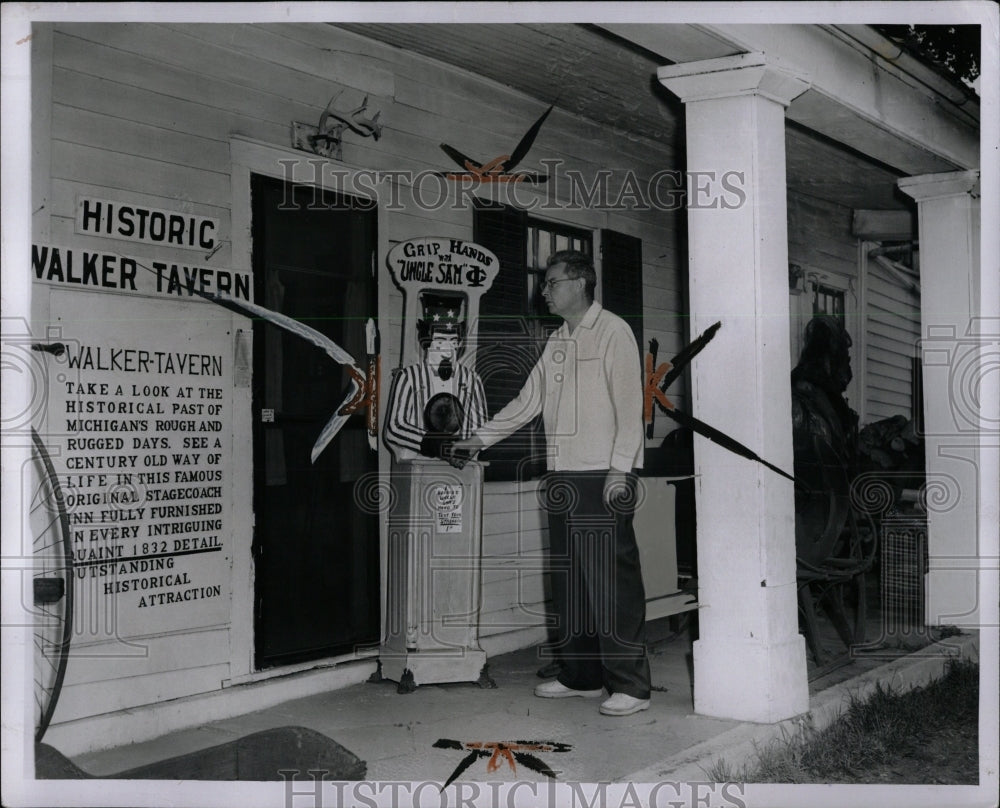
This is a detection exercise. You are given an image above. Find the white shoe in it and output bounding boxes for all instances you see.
[600,693,650,716]
[534,680,603,699]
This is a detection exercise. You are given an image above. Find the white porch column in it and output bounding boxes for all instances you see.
[898,171,983,629]
[658,53,810,722]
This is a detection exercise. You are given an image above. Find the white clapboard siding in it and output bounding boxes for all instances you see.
[52,35,325,136]
[612,209,684,252]
[387,206,470,242]
[644,251,684,289]
[66,24,365,113]
[50,67,291,158]
[866,370,914,397]
[868,356,914,384]
[868,388,912,415]
[483,528,549,559]
[643,286,684,321]
[387,218,469,243]
[478,483,551,639]
[481,559,549,588]
[51,141,231,209]
[482,507,547,540]
[59,628,229,687]
[479,577,548,622]
[643,327,685,355]
[55,661,231,723]
[479,591,548,634]
[53,105,231,174]
[643,312,686,341]
[642,261,684,295]
[156,23,396,98]
[865,261,920,422]
[868,323,920,358]
[479,604,551,635]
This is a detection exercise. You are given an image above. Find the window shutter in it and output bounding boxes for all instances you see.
[600,229,644,354]
[473,202,545,481]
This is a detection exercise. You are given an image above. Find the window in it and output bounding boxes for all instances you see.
[527,220,592,270]
[472,203,641,482]
[813,283,846,325]
[526,218,593,337]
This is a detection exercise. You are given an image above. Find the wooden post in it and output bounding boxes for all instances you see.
[898,171,983,630]
[659,53,811,722]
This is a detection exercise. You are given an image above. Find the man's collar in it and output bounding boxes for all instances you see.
[578,301,602,329]
[555,301,602,336]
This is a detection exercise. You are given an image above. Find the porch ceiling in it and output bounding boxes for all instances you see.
[335,22,908,211]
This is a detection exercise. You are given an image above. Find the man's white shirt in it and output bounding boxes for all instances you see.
[477,302,644,472]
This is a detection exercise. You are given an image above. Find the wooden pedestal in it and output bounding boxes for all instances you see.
[378,459,492,692]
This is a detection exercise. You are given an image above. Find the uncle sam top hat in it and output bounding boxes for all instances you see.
[417,292,467,346]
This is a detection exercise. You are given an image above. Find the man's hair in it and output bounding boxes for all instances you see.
[547,250,596,303]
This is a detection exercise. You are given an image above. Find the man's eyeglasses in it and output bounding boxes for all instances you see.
[539,277,577,292]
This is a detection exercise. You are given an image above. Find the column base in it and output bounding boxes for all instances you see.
[693,634,809,722]
[378,647,488,691]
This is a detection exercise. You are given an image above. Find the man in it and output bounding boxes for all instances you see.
[453,250,650,716]
[384,294,488,466]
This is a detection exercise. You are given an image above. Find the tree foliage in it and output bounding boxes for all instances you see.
[875,25,980,88]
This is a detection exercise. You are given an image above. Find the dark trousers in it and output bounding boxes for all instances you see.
[544,471,651,699]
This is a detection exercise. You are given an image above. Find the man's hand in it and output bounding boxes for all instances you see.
[440,441,467,469]
[603,470,630,509]
[450,435,485,463]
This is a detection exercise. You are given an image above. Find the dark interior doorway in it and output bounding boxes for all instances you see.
[251,173,379,669]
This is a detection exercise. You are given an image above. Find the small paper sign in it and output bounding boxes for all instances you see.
[434,483,463,534]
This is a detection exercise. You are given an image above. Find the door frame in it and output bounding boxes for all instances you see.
[228,137,389,682]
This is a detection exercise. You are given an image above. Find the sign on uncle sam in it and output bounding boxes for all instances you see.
[386,237,499,297]
[386,238,499,363]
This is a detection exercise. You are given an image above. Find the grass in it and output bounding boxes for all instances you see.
[705,657,979,784]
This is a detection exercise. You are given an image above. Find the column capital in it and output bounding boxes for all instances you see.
[898,169,980,202]
[657,52,810,107]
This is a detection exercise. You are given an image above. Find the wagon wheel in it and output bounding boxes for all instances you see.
[801,508,878,663]
[824,508,878,650]
[30,428,74,742]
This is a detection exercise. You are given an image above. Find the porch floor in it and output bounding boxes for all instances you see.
[69,599,970,785]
